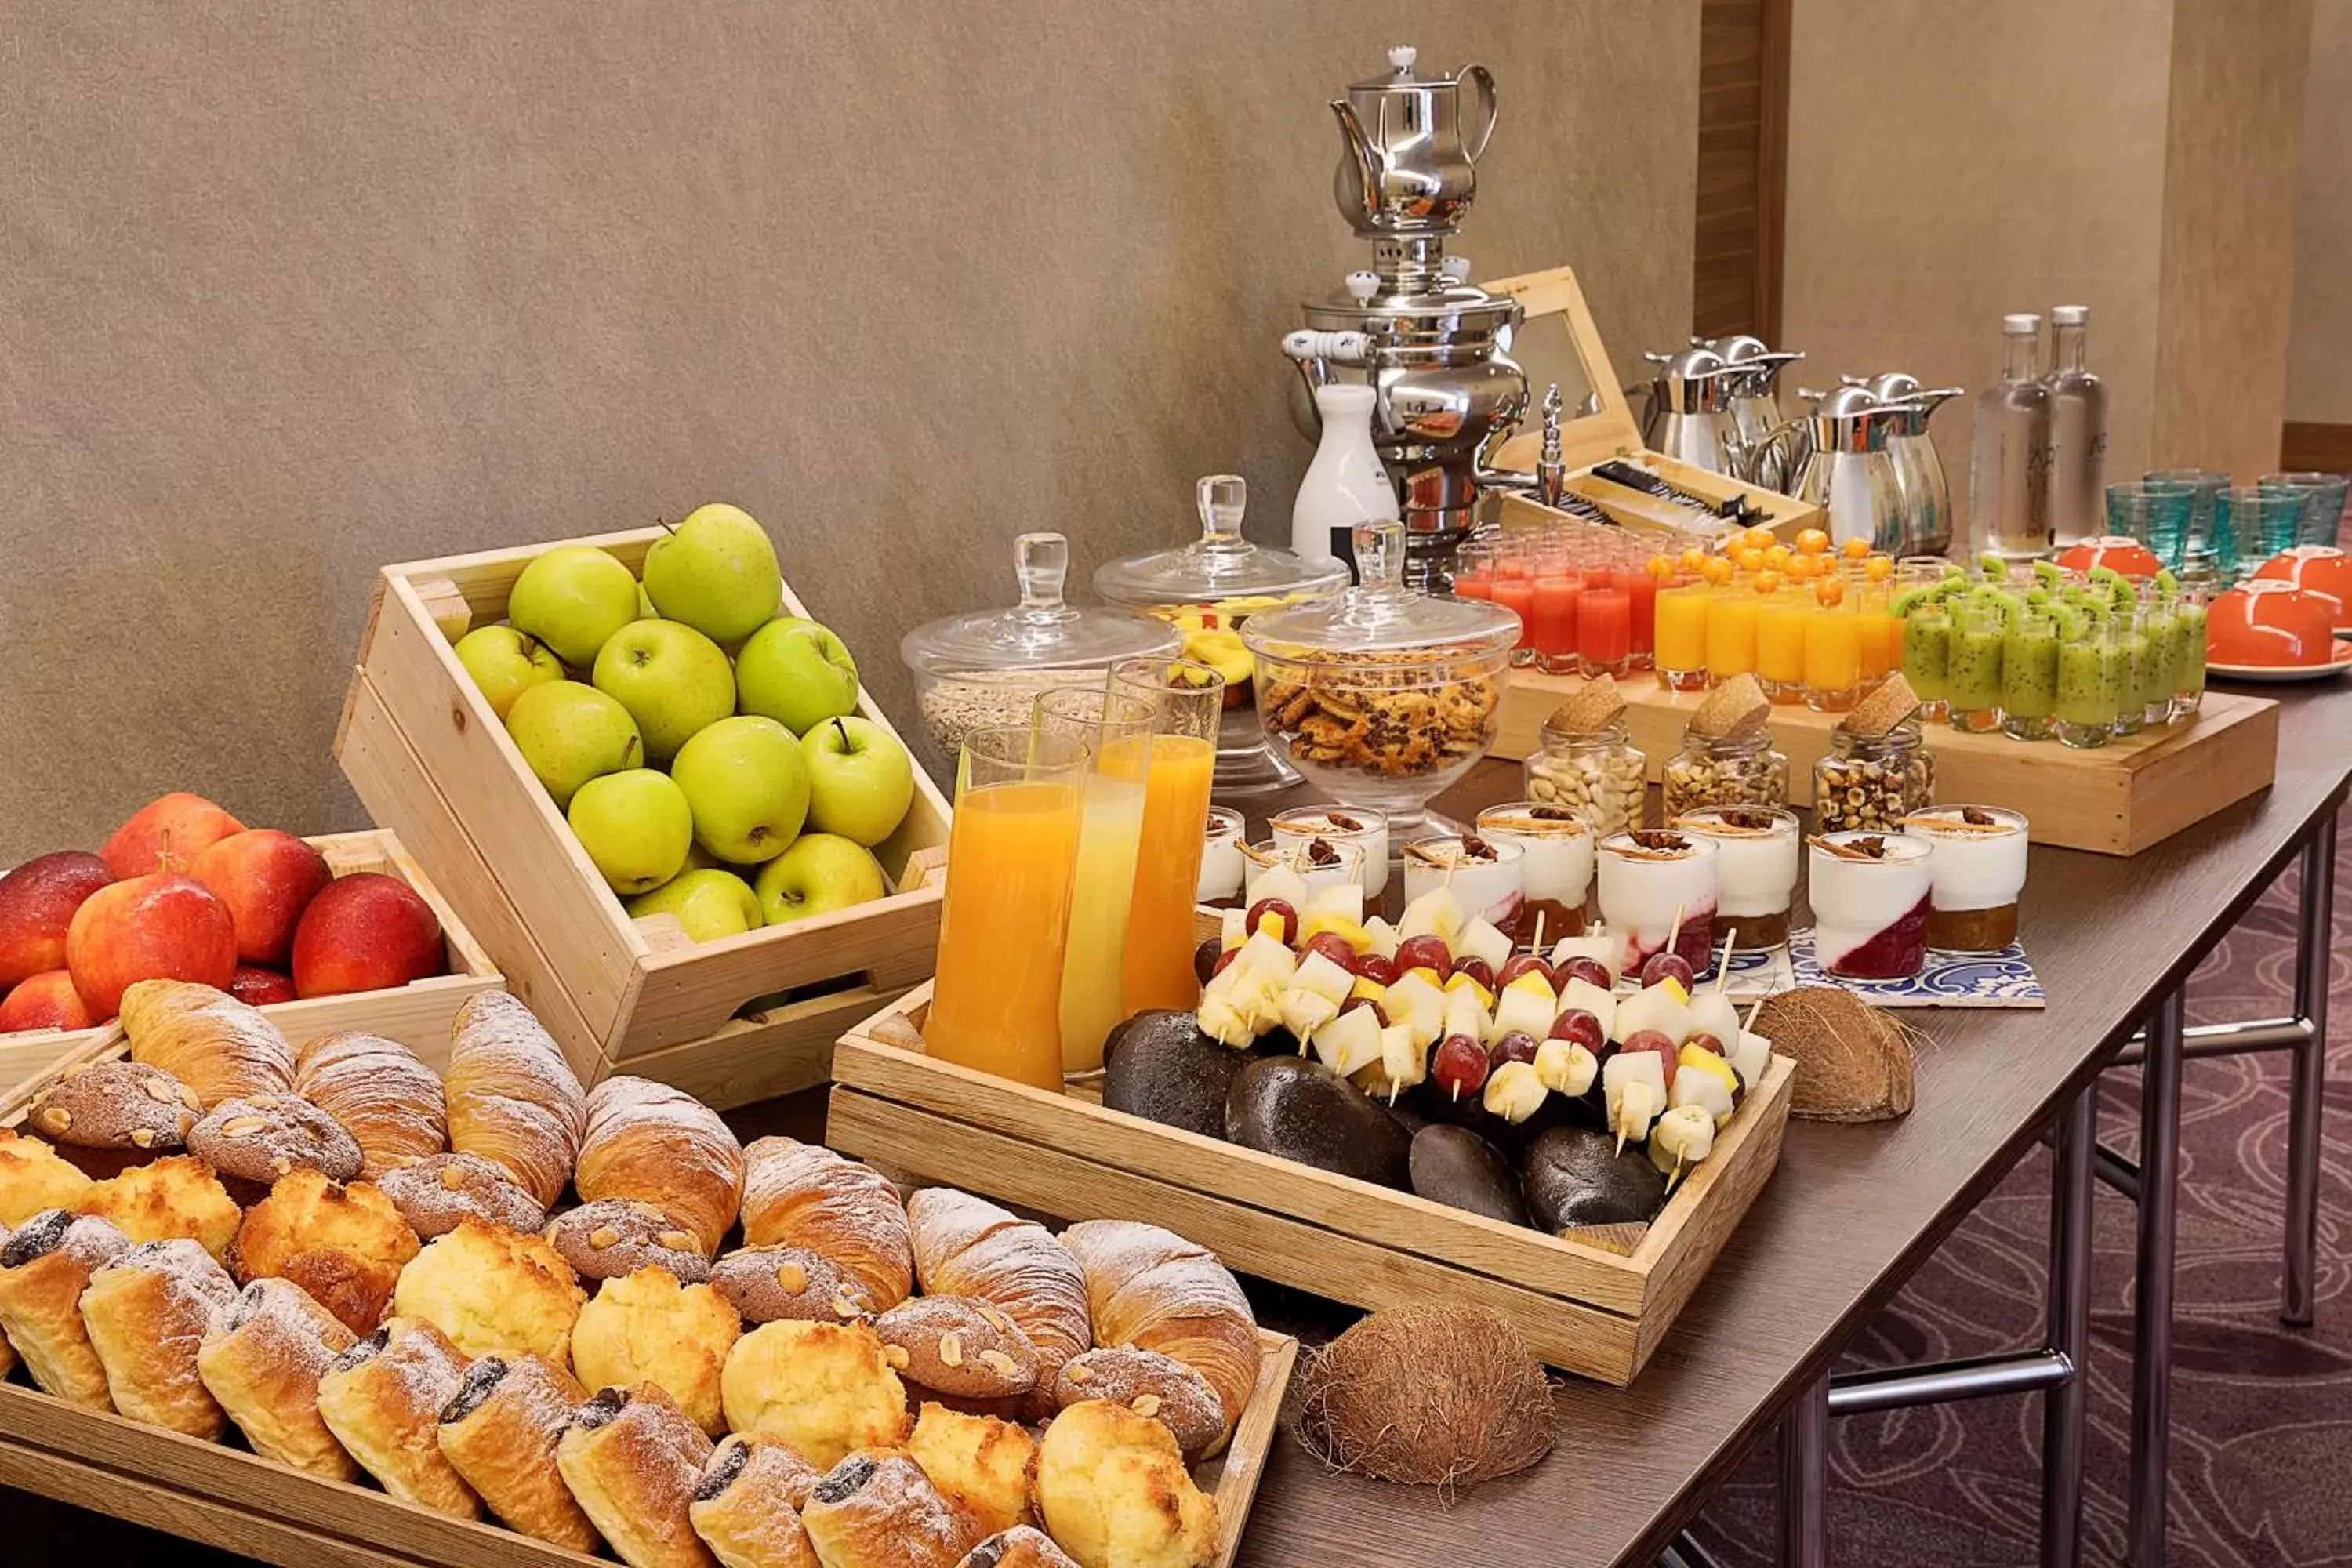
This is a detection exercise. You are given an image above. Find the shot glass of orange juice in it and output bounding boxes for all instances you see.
[1109,656,1225,1015]
[926,726,1091,1092]
[1705,582,1760,682]
[1654,576,1711,690]
[1035,686,1156,1078]
[1755,585,1811,702]
[1804,594,1864,711]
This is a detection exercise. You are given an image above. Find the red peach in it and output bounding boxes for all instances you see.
[0,971,99,1033]
[0,851,114,989]
[100,793,245,880]
[291,873,445,997]
[228,966,299,1007]
[65,873,237,1015]
[190,829,333,967]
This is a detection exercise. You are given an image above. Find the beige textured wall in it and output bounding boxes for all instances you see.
[0,3,1701,862]
[2288,0,2352,423]
[1782,0,2310,531]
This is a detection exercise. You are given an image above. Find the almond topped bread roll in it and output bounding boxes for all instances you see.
[121,979,296,1109]
[443,992,586,1209]
[1057,1219,1258,1451]
[907,1189,1090,1399]
[739,1138,910,1312]
[576,1077,744,1254]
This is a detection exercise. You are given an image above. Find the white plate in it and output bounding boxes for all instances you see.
[2209,644,2352,681]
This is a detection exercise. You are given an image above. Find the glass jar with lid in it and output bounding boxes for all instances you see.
[1813,718,1935,833]
[1661,725,1788,819]
[1094,474,1350,796]
[1523,715,1646,837]
[899,532,1180,758]
[1240,521,1518,829]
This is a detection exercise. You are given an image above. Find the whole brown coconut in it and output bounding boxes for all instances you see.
[1294,1303,1555,1488]
[1751,985,1921,1122]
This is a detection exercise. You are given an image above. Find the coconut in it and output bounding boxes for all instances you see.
[1750,985,1922,1121]
[1294,1303,1555,1488]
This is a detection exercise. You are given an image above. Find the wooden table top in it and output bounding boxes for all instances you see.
[8,681,2347,1568]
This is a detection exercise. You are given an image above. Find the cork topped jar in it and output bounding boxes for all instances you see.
[1524,715,1646,837]
[1813,719,1935,833]
[1661,725,1788,819]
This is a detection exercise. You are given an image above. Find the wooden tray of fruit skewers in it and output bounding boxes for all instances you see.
[832,879,1794,1387]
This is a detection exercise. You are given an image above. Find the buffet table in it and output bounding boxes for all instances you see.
[4,678,2347,1568]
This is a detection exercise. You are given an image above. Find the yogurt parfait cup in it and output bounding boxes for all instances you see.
[1401,833,1526,935]
[1270,804,1392,902]
[1197,807,1247,906]
[1242,837,1366,913]
[1474,802,1596,947]
[1595,830,1719,977]
[1808,830,1934,980]
[1902,805,2028,953]
[1672,806,1800,951]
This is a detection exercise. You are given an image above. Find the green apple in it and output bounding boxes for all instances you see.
[590,619,736,763]
[755,833,887,927]
[644,503,782,644]
[669,715,810,863]
[800,717,916,846]
[507,545,641,667]
[506,681,644,808]
[454,626,564,719]
[735,617,861,735]
[626,867,764,941]
[637,583,657,619]
[568,768,694,894]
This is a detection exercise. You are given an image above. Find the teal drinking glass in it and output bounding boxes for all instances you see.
[2145,467,2228,577]
[2218,485,2307,568]
[2106,481,2194,568]
[2259,471,2350,550]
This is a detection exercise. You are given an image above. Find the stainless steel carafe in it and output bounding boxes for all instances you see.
[1849,372,1964,556]
[1789,387,1910,554]
[1706,336,1807,492]
[1633,345,1807,491]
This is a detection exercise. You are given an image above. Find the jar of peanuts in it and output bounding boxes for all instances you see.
[1661,725,1788,819]
[1813,719,1934,833]
[1524,717,1646,837]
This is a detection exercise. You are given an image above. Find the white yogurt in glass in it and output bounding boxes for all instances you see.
[1595,831,1719,975]
[1902,805,2028,952]
[1242,837,1365,910]
[1474,802,1595,946]
[1808,831,1934,978]
[1270,805,1391,900]
[1671,807,1799,951]
[1197,806,1247,905]
[1400,833,1525,933]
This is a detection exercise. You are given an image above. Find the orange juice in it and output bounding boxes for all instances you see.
[1655,585,1711,686]
[1116,734,1218,1013]
[927,780,1085,1090]
[1857,606,1895,684]
[1756,591,1811,694]
[1704,590,1759,680]
[1804,606,1863,708]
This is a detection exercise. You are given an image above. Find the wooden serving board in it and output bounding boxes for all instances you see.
[830,982,1794,1388]
[1494,670,2281,857]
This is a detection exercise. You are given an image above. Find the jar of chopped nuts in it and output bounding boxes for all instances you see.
[1661,726,1788,819]
[1524,717,1646,837]
[1813,719,1934,833]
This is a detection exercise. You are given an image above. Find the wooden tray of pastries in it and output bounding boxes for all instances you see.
[0,982,1297,1568]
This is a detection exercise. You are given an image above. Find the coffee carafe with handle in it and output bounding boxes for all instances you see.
[1847,372,1965,556]
[1708,336,1807,492]
[1791,386,1910,554]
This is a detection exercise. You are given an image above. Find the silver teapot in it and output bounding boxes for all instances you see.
[1331,45,1498,245]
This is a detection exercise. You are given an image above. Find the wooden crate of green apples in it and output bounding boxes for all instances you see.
[334,506,950,1107]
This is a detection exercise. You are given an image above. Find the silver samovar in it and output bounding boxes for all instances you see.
[1283,46,1537,590]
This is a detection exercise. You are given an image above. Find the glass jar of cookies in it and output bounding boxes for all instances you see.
[1813,719,1934,833]
[1661,725,1788,820]
[1523,717,1646,838]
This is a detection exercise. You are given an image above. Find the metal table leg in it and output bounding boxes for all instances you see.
[2042,1087,2095,1568]
[2129,988,2186,1566]
[1778,1375,1830,1567]
[2285,814,2336,1326]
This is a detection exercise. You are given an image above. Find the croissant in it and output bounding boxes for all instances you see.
[575,1077,744,1254]
[294,1031,448,1179]
[442,993,585,1208]
[907,1189,1089,1392]
[1056,1219,1258,1450]
[739,1139,910,1312]
[120,980,296,1109]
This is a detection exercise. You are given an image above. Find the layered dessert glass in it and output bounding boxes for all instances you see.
[1902,805,2029,953]
[1270,804,1392,902]
[1808,831,1933,979]
[1242,837,1366,909]
[1474,802,1595,947]
[1400,833,1525,933]
[1197,806,1247,906]
[1595,830,1719,976]
[1671,806,1799,951]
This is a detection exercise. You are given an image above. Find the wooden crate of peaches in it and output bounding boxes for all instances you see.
[0,981,1294,1568]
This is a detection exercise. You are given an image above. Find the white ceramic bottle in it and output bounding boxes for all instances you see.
[1293,383,1399,572]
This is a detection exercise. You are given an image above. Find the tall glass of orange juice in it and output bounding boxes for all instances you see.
[1654,578,1711,690]
[1109,656,1225,1014]
[925,727,1089,1092]
[1035,686,1154,1077]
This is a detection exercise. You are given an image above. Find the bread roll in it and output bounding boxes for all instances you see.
[799,1450,978,1568]
[74,1154,240,1261]
[197,1277,360,1479]
[0,1129,93,1225]
[909,1189,1090,1396]
[570,1266,741,1436]
[232,1168,422,1335]
[707,1245,871,1327]
[436,1353,599,1552]
[955,1527,1083,1568]
[186,1093,363,1193]
[1034,1400,1218,1568]
[79,1238,238,1436]
[121,980,296,1108]
[548,1200,712,1283]
[0,1209,133,1406]
[376,1152,547,1240]
[875,1295,1040,1402]
[906,1402,1038,1538]
[315,1316,479,1517]
[444,992,586,1208]
[23,1058,201,1162]
[740,1138,910,1312]
[1057,1220,1257,1450]
[392,1216,585,1367]
[576,1077,743,1254]
[688,1434,822,1568]
[555,1383,717,1568]
[1051,1348,1224,1461]
[294,1031,448,1178]
[718,1319,909,1469]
